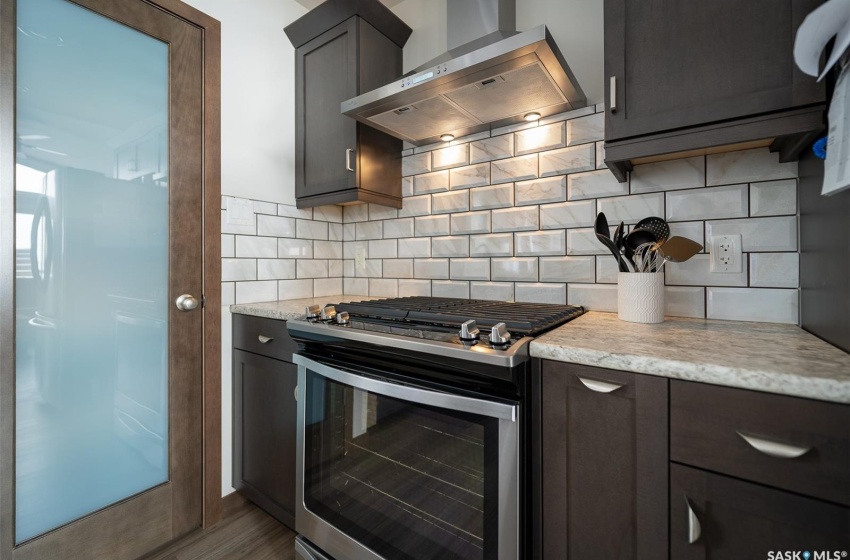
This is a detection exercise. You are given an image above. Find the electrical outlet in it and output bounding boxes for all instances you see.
[355,246,366,273]
[710,234,743,273]
[225,197,253,226]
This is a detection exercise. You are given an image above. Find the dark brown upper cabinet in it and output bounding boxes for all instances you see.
[603,0,826,181]
[285,0,411,208]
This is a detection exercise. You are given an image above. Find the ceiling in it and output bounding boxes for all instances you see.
[294,0,404,10]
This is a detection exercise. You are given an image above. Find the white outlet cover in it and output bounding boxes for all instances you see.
[226,197,253,226]
[355,247,367,272]
[710,234,743,273]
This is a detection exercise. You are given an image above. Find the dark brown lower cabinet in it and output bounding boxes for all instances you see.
[670,463,850,558]
[233,348,298,529]
[540,362,669,559]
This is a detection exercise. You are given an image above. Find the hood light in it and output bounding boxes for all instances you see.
[440,133,455,142]
[524,112,542,122]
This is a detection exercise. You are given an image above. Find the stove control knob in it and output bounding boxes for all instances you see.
[489,323,511,346]
[305,304,321,319]
[335,311,350,325]
[459,320,480,341]
[320,305,337,322]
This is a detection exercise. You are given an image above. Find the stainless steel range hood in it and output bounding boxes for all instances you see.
[341,0,586,146]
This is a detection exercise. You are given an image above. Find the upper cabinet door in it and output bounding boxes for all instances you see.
[295,18,358,200]
[604,0,824,142]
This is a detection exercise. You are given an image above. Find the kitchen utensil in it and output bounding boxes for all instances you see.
[633,242,660,272]
[635,216,670,246]
[655,236,702,269]
[613,221,632,272]
[624,227,657,268]
[595,213,628,272]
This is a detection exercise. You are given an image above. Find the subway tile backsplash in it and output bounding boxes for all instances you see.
[222,106,801,324]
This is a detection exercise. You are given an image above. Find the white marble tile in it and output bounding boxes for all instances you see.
[538,106,596,126]
[432,280,470,299]
[492,206,539,232]
[666,184,748,221]
[398,194,432,218]
[595,142,607,169]
[450,163,491,189]
[222,234,234,258]
[329,259,343,277]
[567,228,607,255]
[355,221,383,240]
[540,199,596,229]
[278,205,312,219]
[343,223,356,241]
[470,233,513,257]
[368,204,398,221]
[432,190,470,214]
[595,256,619,284]
[750,253,799,288]
[343,204,369,223]
[314,278,343,297]
[515,282,566,304]
[515,230,566,256]
[668,222,705,251]
[343,240,367,260]
[539,256,595,283]
[665,254,747,287]
[383,259,413,278]
[313,205,343,223]
[221,209,256,235]
[707,148,798,186]
[222,282,235,306]
[597,193,665,225]
[567,283,618,312]
[750,179,797,217]
[515,122,566,155]
[296,259,329,279]
[432,236,470,258]
[707,287,798,324]
[402,152,431,176]
[451,211,491,235]
[470,183,514,210]
[567,169,628,200]
[222,258,257,282]
[491,257,538,281]
[665,286,706,318]
[398,237,431,258]
[278,279,314,300]
[470,282,514,302]
[705,216,797,252]
[452,131,490,144]
[567,112,603,146]
[431,144,469,170]
[450,258,491,281]
[414,170,450,194]
[278,238,313,258]
[235,236,278,258]
[470,134,514,163]
[402,176,414,198]
[382,218,415,239]
[369,278,399,298]
[399,279,432,297]
[368,239,397,259]
[539,144,595,177]
[491,154,538,184]
[235,281,278,304]
[313,240,342,259]
[491,120,538,136]
[630,156,705,194]
[343,277,369,296]
[296,219,329,240]
[413,214,450,237]
[514,176,567,206]
[355,259,383,278]
[343,259,355,277]
[257,259,296,280]
[253,200,277,215]
[414,141,445,154]
[414,258,449,279]
[329,223,343,241]
[257,215,295,237]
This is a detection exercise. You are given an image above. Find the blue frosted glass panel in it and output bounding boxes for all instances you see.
[15,0,169,543]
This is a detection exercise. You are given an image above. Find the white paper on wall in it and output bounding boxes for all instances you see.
[823,63,850,195]
[794,0,850,80]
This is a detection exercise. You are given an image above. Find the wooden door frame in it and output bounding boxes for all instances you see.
[0,0,223,550]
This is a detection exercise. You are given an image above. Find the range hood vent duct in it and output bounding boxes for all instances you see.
[341,0,586,146]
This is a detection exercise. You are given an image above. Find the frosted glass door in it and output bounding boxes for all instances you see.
[15,0,169,543]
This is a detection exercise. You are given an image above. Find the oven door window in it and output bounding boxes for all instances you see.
[303,368,502,560]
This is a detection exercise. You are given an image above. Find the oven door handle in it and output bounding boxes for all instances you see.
[292,354,517,421]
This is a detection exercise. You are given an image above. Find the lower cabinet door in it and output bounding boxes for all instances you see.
[233,349,298,528]
[670,463,850,558]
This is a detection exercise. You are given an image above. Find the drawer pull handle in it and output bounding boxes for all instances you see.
[686,498,701,544]
[258,335,273,344]
[736,431,811,459]
[578,376,624,393]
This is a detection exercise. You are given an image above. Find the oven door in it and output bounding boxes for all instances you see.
[293,354,519,560]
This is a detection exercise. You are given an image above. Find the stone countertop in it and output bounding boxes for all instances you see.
[530,312,850,404]
[230,295,379,321]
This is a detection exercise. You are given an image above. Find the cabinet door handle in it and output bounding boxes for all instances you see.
[736,431,811,459]
[577,376,624,393]
[258,335,273,344]
[686,498,701,544]
[345,148,355,172]
[609,76,618,113]
[294,385,298,401]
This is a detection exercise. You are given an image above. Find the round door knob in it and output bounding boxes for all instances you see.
[175,294,199,312]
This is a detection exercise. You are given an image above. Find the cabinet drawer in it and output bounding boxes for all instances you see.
[233,314,298,362]
[671,380,850,505]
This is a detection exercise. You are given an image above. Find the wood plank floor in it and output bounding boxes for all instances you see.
[140,504,296,560]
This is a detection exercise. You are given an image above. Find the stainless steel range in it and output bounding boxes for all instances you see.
[286,297,584,560]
